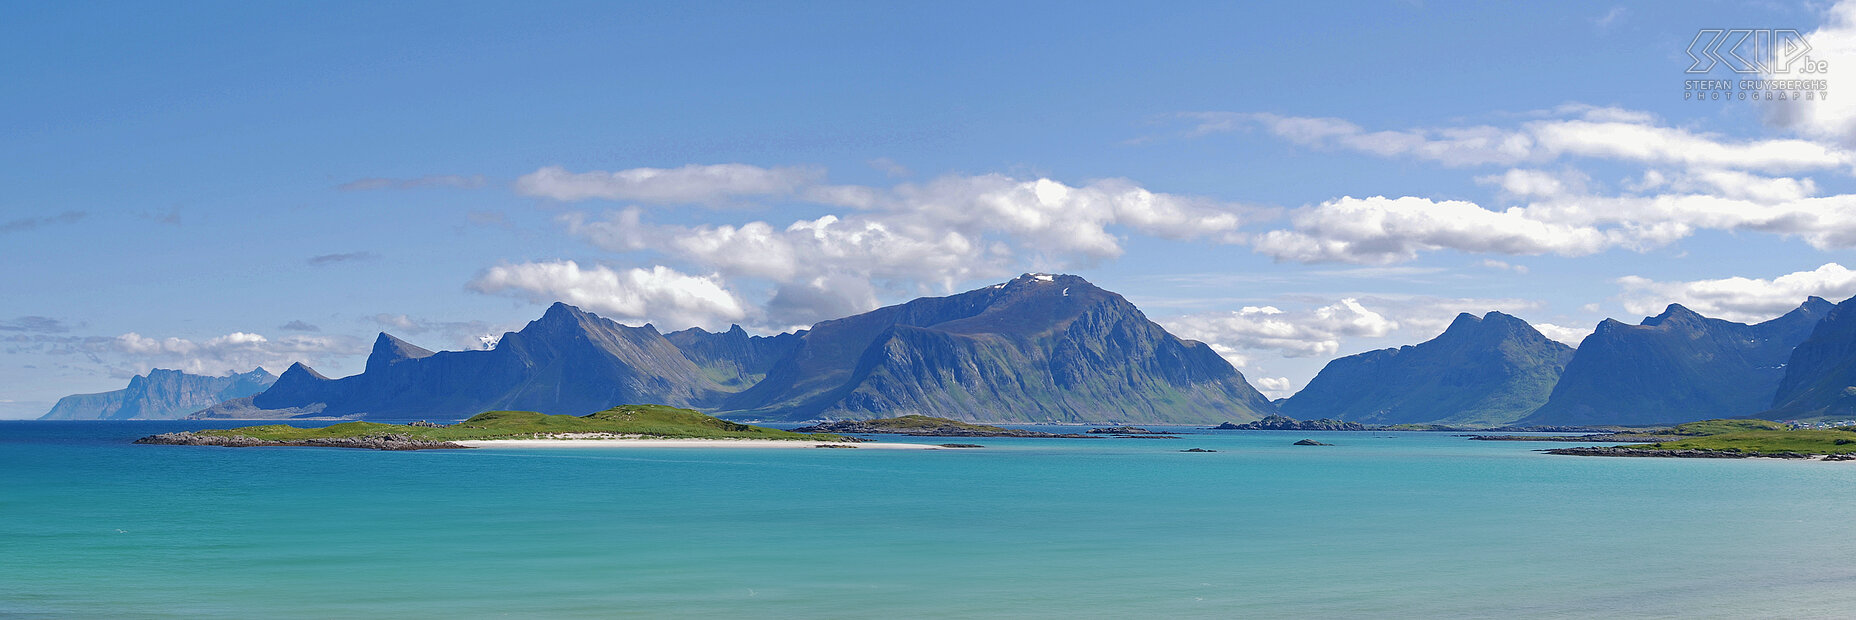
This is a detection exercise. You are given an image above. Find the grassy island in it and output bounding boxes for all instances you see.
[149,405,851,448]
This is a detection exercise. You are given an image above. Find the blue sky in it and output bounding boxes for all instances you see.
[5,1,1856,417]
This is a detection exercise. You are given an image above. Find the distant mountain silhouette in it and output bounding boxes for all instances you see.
[1280,311,1572,427]
[1520,298,1832,426]
[188,274,1276,424]
[718,273,1276,423]
[40,368,275,420]
[1766,295,1856,420]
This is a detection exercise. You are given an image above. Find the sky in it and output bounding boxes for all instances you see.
[4,1,1856,417]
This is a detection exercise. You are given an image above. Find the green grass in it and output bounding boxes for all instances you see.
[1664,418,1791,435]
[197,404,846,442]
[1630,430,1856,454]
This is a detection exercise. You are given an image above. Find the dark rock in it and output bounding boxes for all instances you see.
[1292,439,1332,446]
[1088,426,1155,434]
[1180,448,1217,452]
[1217,415,1365,431]
[937,443,985,448]
[133,431,469,451]
[813,444,859,449]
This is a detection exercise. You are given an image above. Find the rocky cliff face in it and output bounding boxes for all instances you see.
[1522,298,1833,426]
[1767,295,1856,419]
[1280,311,1573,427]
[40,368,276,420]
[719,274,1277,423]
[664,324,804,389]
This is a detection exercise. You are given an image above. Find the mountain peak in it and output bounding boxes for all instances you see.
[367,333,436,373]
[1643,303,1705,326]
[279,362,329,382]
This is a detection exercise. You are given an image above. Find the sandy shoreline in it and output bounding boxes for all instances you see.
[453,438,949,450]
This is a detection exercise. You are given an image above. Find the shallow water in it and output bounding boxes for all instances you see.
[6,421,1855,618]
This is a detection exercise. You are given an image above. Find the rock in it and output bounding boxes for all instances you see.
[1292,439,1332,446]
[1088,426,1155,434]
[133,431,469,451]
[1216,415,1365,431]
[813,444,859,449]
[937,443,984,448]
[1180,447,1217,452]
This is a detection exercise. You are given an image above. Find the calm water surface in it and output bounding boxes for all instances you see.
[5,421,1855,618]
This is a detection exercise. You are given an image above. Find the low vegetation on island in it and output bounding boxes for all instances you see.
[1544,419,1856,459]
[136,405,848,450]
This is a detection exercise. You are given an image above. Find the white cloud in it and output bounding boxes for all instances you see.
[1763,1,1856,148]
[514,163,824,204]
[1198,108,1853,173]
[1162,298,1398,361]
[1480,259,1530,274]
[550,172,1250,325]
[1532,323,1593,347]
[110,331,362,376]
[469,261,749,330]
[1252,195,1625,264]
[1253,376,1295,399]
[1615,262,1856,323]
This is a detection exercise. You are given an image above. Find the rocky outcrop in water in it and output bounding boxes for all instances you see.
[1214,415,1364,431]
[133,431,468,451]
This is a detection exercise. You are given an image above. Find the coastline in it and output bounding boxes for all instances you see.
[454,438,948,450]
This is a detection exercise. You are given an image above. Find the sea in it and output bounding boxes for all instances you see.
[6,420,1856,619]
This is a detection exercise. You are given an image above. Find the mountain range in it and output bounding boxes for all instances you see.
[188,274,1275,424]
[1278,311,1573,427]
[1518,299,1831,426]
[44,274,1856,427]
[40,368,276,420]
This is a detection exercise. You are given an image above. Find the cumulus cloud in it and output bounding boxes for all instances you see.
[515,163,824,204]
[1252,195,1628,264]
[468,261,749,330]
[551,172,1250,325]
[1615,262,1856,323]
[110,331,363,376]
[1762,1,1856,148]
[1253,376,1296,399]
[338,174,485,191]
[1532,323,1593,347]
[1194,108,1852,173]
[1162,298,1399,362]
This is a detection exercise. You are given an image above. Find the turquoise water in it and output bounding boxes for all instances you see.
[6,422,1856,618]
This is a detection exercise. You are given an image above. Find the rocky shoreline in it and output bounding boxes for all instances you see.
[1472,433,1684,443]
[1542,446,1812,459]
[134,431,471,451]
[791,420,1090,438]
[1212,415,1365,431]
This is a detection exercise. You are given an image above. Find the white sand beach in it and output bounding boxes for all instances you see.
[453,438,951,450]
